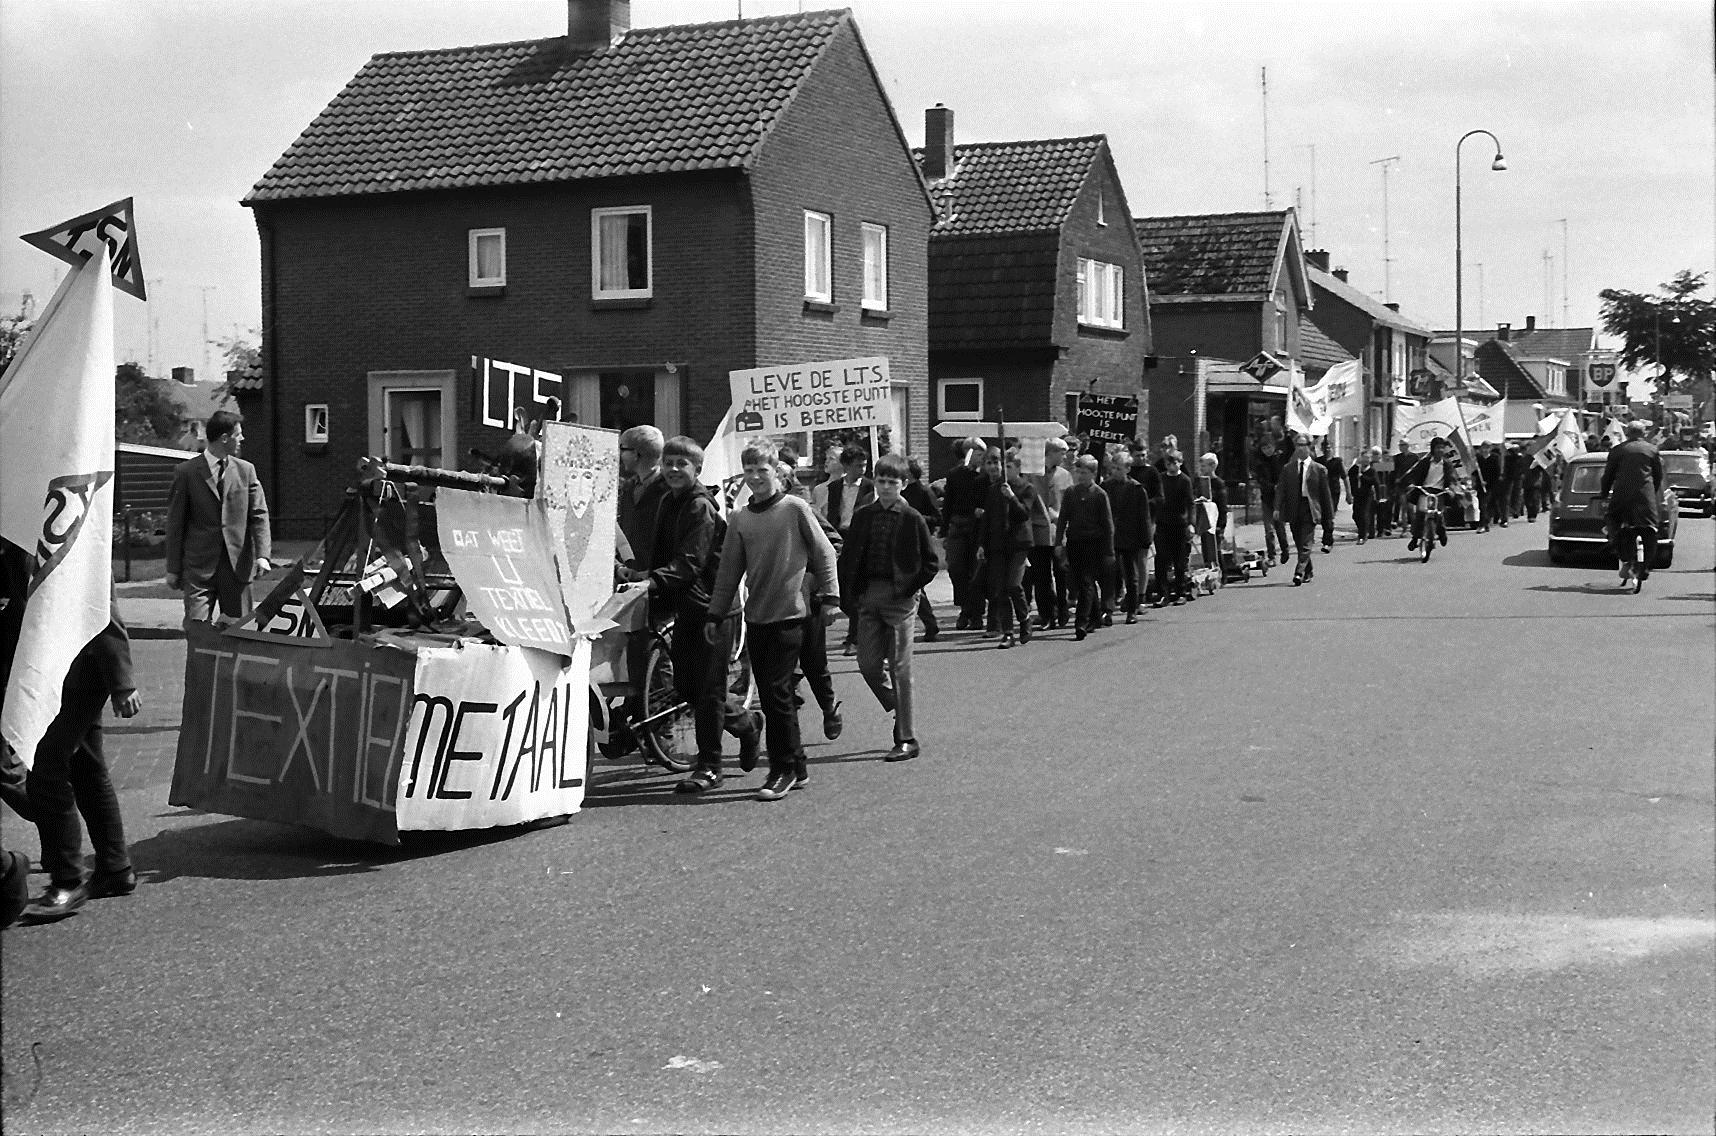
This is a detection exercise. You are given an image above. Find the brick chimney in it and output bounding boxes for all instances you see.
[1332,268,1349,283]
[923,104,955,180]
[1305,249,1331,272]
[1497,322,1511,340]
[568,0,629,54]
[1525,315,1536,332]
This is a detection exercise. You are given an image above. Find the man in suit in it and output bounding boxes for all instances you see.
[165,410,272,626]
[812,446,874,655]
[1274,432,1335,586]
[1599,420,1665,584]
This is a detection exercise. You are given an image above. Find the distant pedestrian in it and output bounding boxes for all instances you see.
[164,410,272,626]
[813,446,874,656]
[1274,433,1335,586]
[900,457,943,641]
[1478,442,1508,529]
[1153,452,1196,605]
[978,448,1036,648]
[1027,437,1074,630]
[1192,453,1229,579]
[1102,450,1152,623]
[1600,421,1665,584]
[1056,454,1114,639]
[1348,447,1388,544]
[941,437,989,631]
[837,454,939,762]
[707,439,840,802]
[1249,433,1290,564]
[616,425,668,570]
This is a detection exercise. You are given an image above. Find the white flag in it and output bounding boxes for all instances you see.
[0,246,118,766]
[1547,408,1587,466]
[1287,363,1335,436]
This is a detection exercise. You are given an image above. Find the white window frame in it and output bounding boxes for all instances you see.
[468,227,506,287]
[861,222,889,311]
[591,206,653,300]
[1096,187,1107,226]
[1077,257,1124,330]
[938,378,984,421]
[304,403,329,444]
[804,210,833,302]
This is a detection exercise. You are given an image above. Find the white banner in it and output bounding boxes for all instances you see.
[1395,397,1500,448]
[395,641,590,831]
[539,421,620,633]
[728,356,892,434]
[1287,364,1333,436]
[0,245,117,765]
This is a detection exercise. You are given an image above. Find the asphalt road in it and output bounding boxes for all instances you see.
[4,515,1713,1136]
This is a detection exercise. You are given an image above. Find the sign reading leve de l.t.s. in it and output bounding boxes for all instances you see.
[728,356,892,433]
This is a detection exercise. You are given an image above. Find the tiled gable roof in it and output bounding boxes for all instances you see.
[1506,326,1596,361]
[246,10,848,202]
[1297,314,1354,372]
[1135,211,1293,297]
[1472,340,1546,400]
[914,137,1107,235]
[1308,266,1431,336]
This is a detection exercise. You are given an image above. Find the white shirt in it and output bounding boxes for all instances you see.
[204,450,228,488]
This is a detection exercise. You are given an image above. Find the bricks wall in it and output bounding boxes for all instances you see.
[926,346,1058,474]
[1051,147,1152,406]
[747,20,933,462]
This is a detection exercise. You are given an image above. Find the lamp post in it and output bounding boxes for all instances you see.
[1454,130,1507,389]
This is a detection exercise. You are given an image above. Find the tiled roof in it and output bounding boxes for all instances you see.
[1308,266,1431,336]
[1505,326,1596,361]
[913,136,1108,348]
[915,137,1107,235]
[246,10,848,202]
[1297,314,1354,372]
[1472,340,1546,401]
[1135,211,1293,297]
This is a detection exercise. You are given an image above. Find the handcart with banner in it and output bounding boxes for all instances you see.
[169,421,652,844]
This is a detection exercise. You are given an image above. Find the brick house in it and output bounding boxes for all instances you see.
[1135,209,1310,479]
[914,107,1151,472]
[1431,317,1586,437]
[240,2,933,535]
[1301,251,1433,456]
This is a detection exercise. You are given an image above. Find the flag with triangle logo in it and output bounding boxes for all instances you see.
[20,198,147,301]
[0,242,121,766]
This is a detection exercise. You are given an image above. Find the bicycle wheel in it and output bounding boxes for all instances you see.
[636,633,698,772]
[1418,515,1434,562]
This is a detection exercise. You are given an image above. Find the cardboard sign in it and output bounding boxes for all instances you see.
[170,623,418,844]
[539,422,621,632]
[395,641,589,832]
[436,489,573,654]
[1076,394,1139,444]
[728,356,891,434]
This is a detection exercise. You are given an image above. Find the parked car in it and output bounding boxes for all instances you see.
[1546,452,1678,568]
[1660,449,1713,516]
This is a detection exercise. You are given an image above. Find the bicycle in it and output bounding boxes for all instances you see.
[1611,522,1654,593]
[1408,485,1454,562]
[591,610,754,774]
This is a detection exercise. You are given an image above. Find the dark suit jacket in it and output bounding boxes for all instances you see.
[165,455,270,585]
[838,501,940,608]
[1275,457,1335,531]
[1600,439,1664,528]
[824,476,876,532]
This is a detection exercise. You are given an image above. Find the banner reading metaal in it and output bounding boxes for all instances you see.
[396,641,589,831]
[728,356,891,434]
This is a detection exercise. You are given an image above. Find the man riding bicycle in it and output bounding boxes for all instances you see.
[1598,421,1665,586]
[1401,435,1461,552]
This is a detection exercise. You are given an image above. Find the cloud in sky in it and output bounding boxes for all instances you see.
[2,0,1709,374]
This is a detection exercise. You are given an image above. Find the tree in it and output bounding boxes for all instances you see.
[115,361,188,444]
[212,327,261,398]
[0,313,33,377]
[1598,271,1716,395]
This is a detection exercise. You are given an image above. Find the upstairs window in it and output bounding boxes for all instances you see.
[469,228,506,287]
[1077,258,1124,329]
[1275,299,1290,351]
[861,223,889,311]
[804,211,832,303]
[592,206,652,299]
[1096,187,1107,226]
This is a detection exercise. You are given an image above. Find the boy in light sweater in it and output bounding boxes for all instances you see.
[707,440,840,801]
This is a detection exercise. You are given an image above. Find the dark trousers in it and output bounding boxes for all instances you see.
[1257,489,1288,558]
[795,604,837,715]
[28,687,130,888]
[1509,477,1525,517]
[1028,546,1059,623]
[1609,522,1659,570]
[1065,540,1107,629]
[915,590,939,636]
[745,620,806,775]
[1,849,28,928]
[670,613,753,765]
[1485,484,1510,527]
[1114,547,1146,612]
[1153,528,1190,598]
[984,548,1030,634]
[1525,481,1546,520]
[1353,492,1379,539]
[1290,511,1319,578]
[944,517,982,623]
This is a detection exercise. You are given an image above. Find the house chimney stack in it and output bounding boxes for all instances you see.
[1525,315,1536,332]
[923,104,955,181]
[1306,249,1331,272]
[1497,322,1511,341]
[1332,268,1348,283]
[568,0,629,54]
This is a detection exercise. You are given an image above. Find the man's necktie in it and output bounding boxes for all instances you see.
[217,457,229,498]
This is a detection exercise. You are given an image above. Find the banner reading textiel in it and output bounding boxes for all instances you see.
[729,356,892,434]
[395,641,589,831]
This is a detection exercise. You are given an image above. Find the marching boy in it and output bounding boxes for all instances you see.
[707,440,840,801]
[836,453,940,762]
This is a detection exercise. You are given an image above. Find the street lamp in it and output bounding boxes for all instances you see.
[1454,130,1507,389]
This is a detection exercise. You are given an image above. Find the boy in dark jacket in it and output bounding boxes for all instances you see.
[635,436,761,793]
[1056,454,1114,640]
[978,448,1037,648]
[1153,452,1197,605]
[1103,450,1153,623]
[837,454,939,761]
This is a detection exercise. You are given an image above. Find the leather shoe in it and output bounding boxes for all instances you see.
[88,867,138,898]
[884,740,921,762]
[738,711,763,772]
[822,700,844,741]
[24,882,89,923]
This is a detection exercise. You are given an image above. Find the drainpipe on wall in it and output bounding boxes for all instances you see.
[260,215,282,516]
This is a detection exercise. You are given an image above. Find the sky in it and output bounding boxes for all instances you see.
[2,0,1711,382]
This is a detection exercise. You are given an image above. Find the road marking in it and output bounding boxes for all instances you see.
[1367,912,1716,974]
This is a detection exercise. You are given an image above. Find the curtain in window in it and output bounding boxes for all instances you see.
[863,226,886,308]
[475,235,503,281]
[598,215,630,292]
[805,213,830,298]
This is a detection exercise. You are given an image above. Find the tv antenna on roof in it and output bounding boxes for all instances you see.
[1370,156,1401,302]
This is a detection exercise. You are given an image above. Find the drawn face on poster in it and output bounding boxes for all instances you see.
[539,421,619,631]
